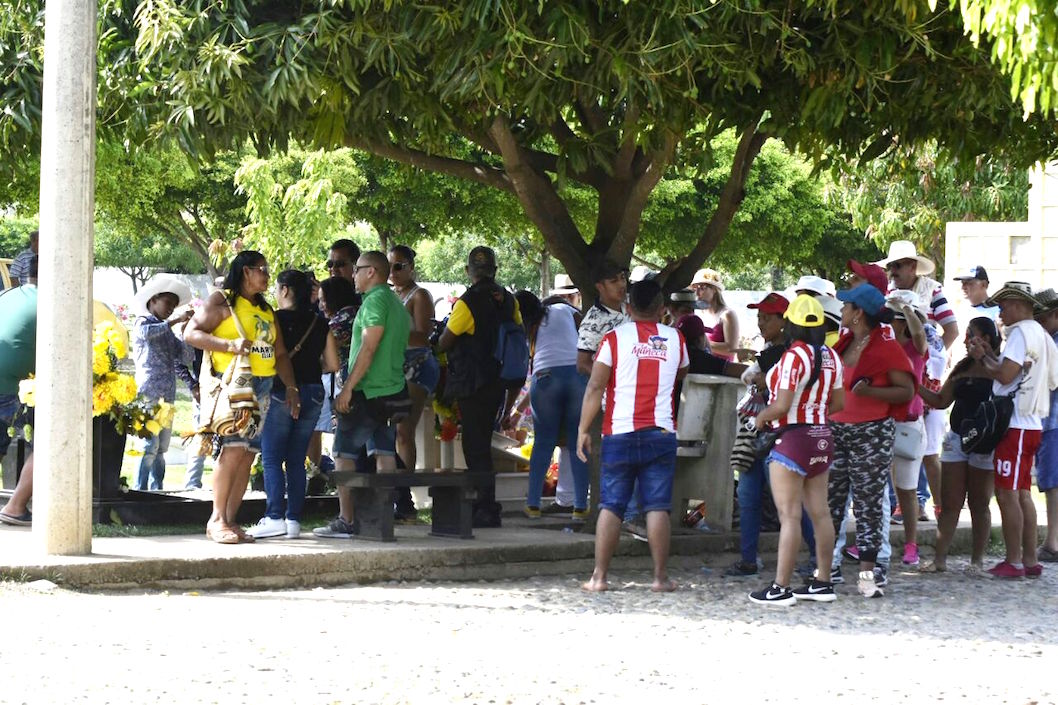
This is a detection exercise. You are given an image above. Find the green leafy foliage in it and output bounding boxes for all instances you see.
[0,216,36,259]
[830,141,1028,275]
[0,1,1056,295]
[943,0,1058,114]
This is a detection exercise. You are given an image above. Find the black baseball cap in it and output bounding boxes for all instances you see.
[953,265,989,282]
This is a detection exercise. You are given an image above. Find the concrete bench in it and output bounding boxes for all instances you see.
[331,470,494,542]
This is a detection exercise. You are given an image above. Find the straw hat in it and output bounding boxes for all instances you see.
[133,273,191,316]
[874,240,935,276]
[984,281,1039,308]
[690,268,724,291]
[1032,287,1058,314]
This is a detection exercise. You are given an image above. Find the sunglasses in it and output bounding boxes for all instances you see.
[247,265,269,275]
[325,259,350,269]
[886,260,915,272]
[392,262,409,272]
[353,264,373,273]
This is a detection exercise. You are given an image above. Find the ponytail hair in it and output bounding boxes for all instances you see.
[786,321,826,389]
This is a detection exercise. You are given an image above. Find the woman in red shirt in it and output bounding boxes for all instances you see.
[749,296,845,606]
[828,284,915,599]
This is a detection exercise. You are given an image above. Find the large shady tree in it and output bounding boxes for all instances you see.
[2,1,1058,294]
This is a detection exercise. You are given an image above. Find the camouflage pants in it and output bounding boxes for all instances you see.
[827,418,895,564]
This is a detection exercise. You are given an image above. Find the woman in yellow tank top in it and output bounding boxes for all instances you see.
[184,251,301,544]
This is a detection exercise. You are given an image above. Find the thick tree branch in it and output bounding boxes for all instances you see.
[487,115,589,281]
[608,132,678,263]
[661,121,768,290]
[614,106,641,180]
[347,137,516,193]
[550,117,578,148]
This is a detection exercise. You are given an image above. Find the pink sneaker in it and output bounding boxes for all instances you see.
[1025,563,1043,578]
[988,561,1026,579]
[902,542,919,566]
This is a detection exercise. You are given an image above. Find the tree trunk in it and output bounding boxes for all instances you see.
[539,249,551,297]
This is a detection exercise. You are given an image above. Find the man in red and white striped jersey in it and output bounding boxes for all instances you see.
[577,279,689,592]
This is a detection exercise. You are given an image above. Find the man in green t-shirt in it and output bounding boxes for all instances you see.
[314,250,411,538]
[0,255,37,526]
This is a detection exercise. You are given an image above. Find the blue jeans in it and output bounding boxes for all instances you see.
[526,366,589,510]
[184,397,205,489]
[737,459,817,565]
[260,383,324,521]
[136,423,173,491]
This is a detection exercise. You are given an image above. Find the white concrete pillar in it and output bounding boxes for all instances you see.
[32,0,97,555]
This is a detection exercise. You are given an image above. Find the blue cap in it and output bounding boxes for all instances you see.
[836,283,886,316]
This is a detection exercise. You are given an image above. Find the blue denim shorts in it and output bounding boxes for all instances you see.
[333,392,397,460]
[404,347,440,393]
[219,376,273,453]
[599,428,678,516]
[1037,429,1058,492]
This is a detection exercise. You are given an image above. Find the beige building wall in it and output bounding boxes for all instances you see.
[945,165,1058,311]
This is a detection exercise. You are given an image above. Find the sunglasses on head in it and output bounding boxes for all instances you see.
[325,259,349,269]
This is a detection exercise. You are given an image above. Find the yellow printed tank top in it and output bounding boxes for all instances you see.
[210,295,277,376]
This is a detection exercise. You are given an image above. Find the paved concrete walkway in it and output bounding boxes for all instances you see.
[0,512,997,591]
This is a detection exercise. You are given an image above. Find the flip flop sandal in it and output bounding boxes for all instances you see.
[1038,546,1058,563]
[919,561,946,573]
[233,526,255,543]
[210,527,240,544]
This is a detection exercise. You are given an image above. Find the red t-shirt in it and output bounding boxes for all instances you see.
[830,326,914,424]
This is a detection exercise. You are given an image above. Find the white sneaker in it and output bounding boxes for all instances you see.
[857,570,884,598]
[285,519,301,538]
[248,516,286,539]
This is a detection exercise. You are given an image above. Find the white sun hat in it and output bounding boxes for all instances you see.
[552,273,578,293]
[795,275,836,298]
[133,273,192,316]
[873,239,935,276]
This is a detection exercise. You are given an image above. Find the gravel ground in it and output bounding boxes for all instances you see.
[2,552,1055,705]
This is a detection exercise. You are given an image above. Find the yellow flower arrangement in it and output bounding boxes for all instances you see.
[15,322,172,441]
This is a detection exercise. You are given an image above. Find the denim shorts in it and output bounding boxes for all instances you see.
[939,430,994,471]
[333,392,397,460]
[405,347,440,393]
[599,428,678,516]
[1035,429,1058,491]
[315,372,336,433]
[219,376,273,453]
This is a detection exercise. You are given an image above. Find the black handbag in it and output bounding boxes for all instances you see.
[959,391,1015,454]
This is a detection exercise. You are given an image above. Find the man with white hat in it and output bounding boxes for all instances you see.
[131,273,196,491]
[875,239,959,348]
[551,273,581,310]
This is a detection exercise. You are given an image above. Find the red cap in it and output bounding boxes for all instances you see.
[747,292,789,315]
[847,259,888,294]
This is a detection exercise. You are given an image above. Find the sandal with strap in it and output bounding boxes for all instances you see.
[919,561,946,573]
[210,526,240,544]
[233,526,255,543]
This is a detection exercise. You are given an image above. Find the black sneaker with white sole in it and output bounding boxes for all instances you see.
[748,582,796,606]
[792,579,837,603]
[873,564,889,587]
[829,565,844,584]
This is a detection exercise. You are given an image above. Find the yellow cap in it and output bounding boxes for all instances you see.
[784,294,825,327]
